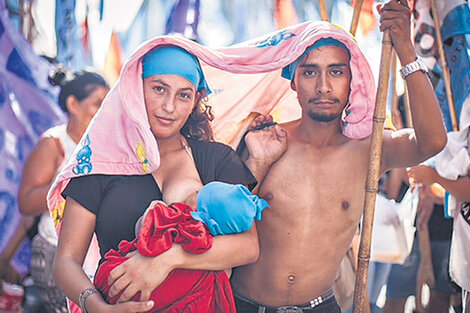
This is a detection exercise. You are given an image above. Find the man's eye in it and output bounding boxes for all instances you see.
[331,69,344,76]
[303,70,315,76]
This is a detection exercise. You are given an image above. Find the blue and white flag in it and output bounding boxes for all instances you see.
[0,0,65,273]
[414,0,470,131]
[55,0,86,70]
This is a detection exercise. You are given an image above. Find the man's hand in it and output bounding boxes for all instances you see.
[416,186,434,231]
[245,115,287,166]
[407,165,437,186]
[107,246,181,302]
[377,0,416,65]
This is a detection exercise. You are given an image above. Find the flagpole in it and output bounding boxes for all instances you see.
[350,0,364,35]
[391,51,399,127]
[352,30,393,313]
[19,0,24,36]
[319,0,329,21]
[429,0,459,131]
[27,0,33,43]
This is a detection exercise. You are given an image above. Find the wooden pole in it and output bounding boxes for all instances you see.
[27,0,34,43]
[415,224,436,312]
[19,0,25,36]
[350,0,364,36]
[391,50,399,127]
[352,30,393,313]
[318,0,329,21]
[430,0,459,131]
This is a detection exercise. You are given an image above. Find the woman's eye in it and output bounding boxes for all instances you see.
[180,93,191,99]
[154,86,164,92]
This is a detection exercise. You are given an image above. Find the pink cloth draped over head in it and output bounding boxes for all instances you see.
[46,21,376,307]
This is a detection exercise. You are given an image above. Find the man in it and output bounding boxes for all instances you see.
[232,0,447,312]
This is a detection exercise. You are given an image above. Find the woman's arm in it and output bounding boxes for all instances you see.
[18,137,62,216]
[107,225,259,302]
[53,197,154,313]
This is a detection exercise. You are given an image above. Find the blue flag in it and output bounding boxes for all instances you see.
[55,0,86,70]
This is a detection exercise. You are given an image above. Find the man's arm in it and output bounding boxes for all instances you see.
[378,0,447,171]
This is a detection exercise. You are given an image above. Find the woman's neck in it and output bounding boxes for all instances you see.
[158,134,187,157]
[66,118,88,144]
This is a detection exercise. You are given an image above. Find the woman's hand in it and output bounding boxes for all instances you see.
[107,246,181,302]
[100,300,155,313]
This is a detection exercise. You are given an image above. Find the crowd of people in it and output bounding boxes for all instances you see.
[1,0,469,313]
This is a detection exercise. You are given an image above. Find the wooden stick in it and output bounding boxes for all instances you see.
[19,0,25,36]
[350,0,364,36]
[430,0,458,131]
[27,0,34,43]
[391,50,399,127]
[352,30,393,313]
[318,0,329,21]
[415,226,436,312]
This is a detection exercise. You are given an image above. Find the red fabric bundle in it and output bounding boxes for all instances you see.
[94,202,236,313]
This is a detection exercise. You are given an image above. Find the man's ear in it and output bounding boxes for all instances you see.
[290,80,297,91]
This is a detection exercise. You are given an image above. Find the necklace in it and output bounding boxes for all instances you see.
[180,137,194,162]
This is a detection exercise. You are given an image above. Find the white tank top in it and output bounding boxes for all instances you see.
[38,124,77,246]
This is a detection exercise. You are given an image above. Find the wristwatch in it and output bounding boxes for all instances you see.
[400,57,428,79]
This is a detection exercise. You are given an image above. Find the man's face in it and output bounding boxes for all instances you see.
[293,45,351,123]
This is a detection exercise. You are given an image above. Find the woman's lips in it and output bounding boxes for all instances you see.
[156,116,175,125]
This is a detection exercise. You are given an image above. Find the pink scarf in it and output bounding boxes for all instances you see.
[47,21,375,305]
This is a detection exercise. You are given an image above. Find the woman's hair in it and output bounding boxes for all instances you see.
[181,96,214,141]
[48,66,109,113]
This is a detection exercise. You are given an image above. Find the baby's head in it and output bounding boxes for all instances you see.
[191,181,269,236]
[135,182,269,237]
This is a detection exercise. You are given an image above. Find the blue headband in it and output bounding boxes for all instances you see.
[142,45,211,95]
[191,181,269,236]
[281,37,350,81]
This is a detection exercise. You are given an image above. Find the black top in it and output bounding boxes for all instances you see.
[63,139,257,260]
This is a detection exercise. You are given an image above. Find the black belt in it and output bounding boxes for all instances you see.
[235,289,335,313]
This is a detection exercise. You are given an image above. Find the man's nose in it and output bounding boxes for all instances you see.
[316,73,332,94]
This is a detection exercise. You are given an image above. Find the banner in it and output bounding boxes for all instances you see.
[413,0,470,131]
[0,0,65,272]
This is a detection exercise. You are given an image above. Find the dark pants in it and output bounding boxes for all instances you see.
[234,292,342,313]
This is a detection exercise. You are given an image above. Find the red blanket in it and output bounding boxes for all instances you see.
[94,202,236,313]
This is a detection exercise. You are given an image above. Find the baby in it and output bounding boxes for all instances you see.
[94,181,269,313]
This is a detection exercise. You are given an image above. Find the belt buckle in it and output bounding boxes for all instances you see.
[276,306,303,313]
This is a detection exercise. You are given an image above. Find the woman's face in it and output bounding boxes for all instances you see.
[143,74,198,140]
[75,85,109,126]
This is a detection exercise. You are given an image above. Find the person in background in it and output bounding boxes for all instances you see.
[18,66,109,313]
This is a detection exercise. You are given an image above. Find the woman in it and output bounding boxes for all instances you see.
[50,44,284,313]
[18,67,109,313]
